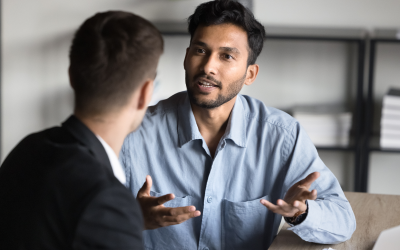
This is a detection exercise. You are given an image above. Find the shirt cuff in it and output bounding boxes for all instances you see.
[287,199,321,237]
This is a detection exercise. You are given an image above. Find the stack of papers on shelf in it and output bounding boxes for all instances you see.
[293,105,352,147]
[380,88,400,149]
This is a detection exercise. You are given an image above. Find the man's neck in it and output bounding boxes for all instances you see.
[74,112,130,157]
[191,96,237,158]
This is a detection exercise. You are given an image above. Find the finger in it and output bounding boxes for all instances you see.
[261,199,297,217]
[277,199,306,216]
[137,175,152,198]
[153,193,175,206]
[292,200,307,212]
[306,189,318,200]
[158,205,197,217]
[299,172,320,187]
[260,199,281,213]
[162,210,201,225]
[297,188,318,201]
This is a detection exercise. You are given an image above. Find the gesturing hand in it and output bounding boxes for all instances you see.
[137,175,201,230]
[260,172,320,217]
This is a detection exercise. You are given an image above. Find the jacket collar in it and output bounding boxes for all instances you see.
[62,115,112,171]
[177,94,247,148]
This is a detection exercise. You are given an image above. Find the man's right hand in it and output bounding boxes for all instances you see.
[137,175,201,230]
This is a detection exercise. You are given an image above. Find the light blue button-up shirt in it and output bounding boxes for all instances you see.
[121,92,356,250]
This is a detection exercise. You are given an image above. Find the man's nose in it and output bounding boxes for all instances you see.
[202,54,219,76]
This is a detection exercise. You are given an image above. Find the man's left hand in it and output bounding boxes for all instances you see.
[260,172,320,217]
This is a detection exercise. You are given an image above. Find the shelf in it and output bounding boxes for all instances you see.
[372,29,400,42]
[264,26,366,42]
[316,146,355,152]
[369,147,400,153]
[153,22,367,41]
[153,22,188,36]
[368,135,400,153]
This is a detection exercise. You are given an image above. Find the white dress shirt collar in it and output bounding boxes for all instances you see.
[96,135,126,185]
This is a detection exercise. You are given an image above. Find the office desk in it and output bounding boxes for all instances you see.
[269,192,400,250]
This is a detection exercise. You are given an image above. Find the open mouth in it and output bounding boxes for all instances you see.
[197,77,220,89]
[198,80,217,88]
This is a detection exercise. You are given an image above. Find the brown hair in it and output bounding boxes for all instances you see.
[69,11,163,116]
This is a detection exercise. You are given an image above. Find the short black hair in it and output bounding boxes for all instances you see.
[69,11,163,116]
[188,0,265,65]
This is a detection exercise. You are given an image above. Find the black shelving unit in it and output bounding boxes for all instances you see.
[363,29,400,192]
[154,22,367,192]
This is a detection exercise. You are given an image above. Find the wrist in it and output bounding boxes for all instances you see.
[285,200,308,225]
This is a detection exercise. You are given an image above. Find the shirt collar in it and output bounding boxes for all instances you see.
[96,135,126,185]
[223,95,247,148]
[177,94,203,147]
[177,93,247,148]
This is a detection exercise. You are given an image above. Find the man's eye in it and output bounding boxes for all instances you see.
[196,48,205,54]
[224,54,233,60]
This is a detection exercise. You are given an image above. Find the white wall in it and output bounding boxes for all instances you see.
[2,0,400,193]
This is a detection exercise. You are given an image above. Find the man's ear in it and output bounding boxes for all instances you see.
[68,67,75,90]
[244,64,259,86]
[137,79,154,110]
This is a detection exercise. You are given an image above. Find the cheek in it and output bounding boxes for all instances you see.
[184,52,198,68]
[183,55,190,70]
[221,64,245,82]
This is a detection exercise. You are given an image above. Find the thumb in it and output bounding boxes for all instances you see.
[137,175,152,198]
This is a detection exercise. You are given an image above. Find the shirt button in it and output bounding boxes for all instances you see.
[203,248,209,250]
[207,196,213,203]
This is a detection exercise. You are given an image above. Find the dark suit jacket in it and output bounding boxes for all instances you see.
[0,116,143,250]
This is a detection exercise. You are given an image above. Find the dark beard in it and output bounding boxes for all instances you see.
[185,72,246,109]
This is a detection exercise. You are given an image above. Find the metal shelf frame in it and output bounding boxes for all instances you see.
[363,31,400,192]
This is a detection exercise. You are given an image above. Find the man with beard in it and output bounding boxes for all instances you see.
[120,1,356,249]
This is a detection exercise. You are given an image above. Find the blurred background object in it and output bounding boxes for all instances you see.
[380,88,400,149]
[293,105,352,147]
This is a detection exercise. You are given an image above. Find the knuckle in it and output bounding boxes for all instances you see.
[155,218,162,226]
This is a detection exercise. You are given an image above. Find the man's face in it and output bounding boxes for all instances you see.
[184,23,250,109]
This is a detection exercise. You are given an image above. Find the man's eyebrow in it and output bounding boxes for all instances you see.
[220,47,240,54]
[192,42,240,54]
[192,41,208,47]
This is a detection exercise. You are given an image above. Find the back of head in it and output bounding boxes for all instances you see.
[188,0,265,65]
[69,11,164,116]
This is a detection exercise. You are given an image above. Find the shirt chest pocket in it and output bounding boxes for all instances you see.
[222,195,274,250]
